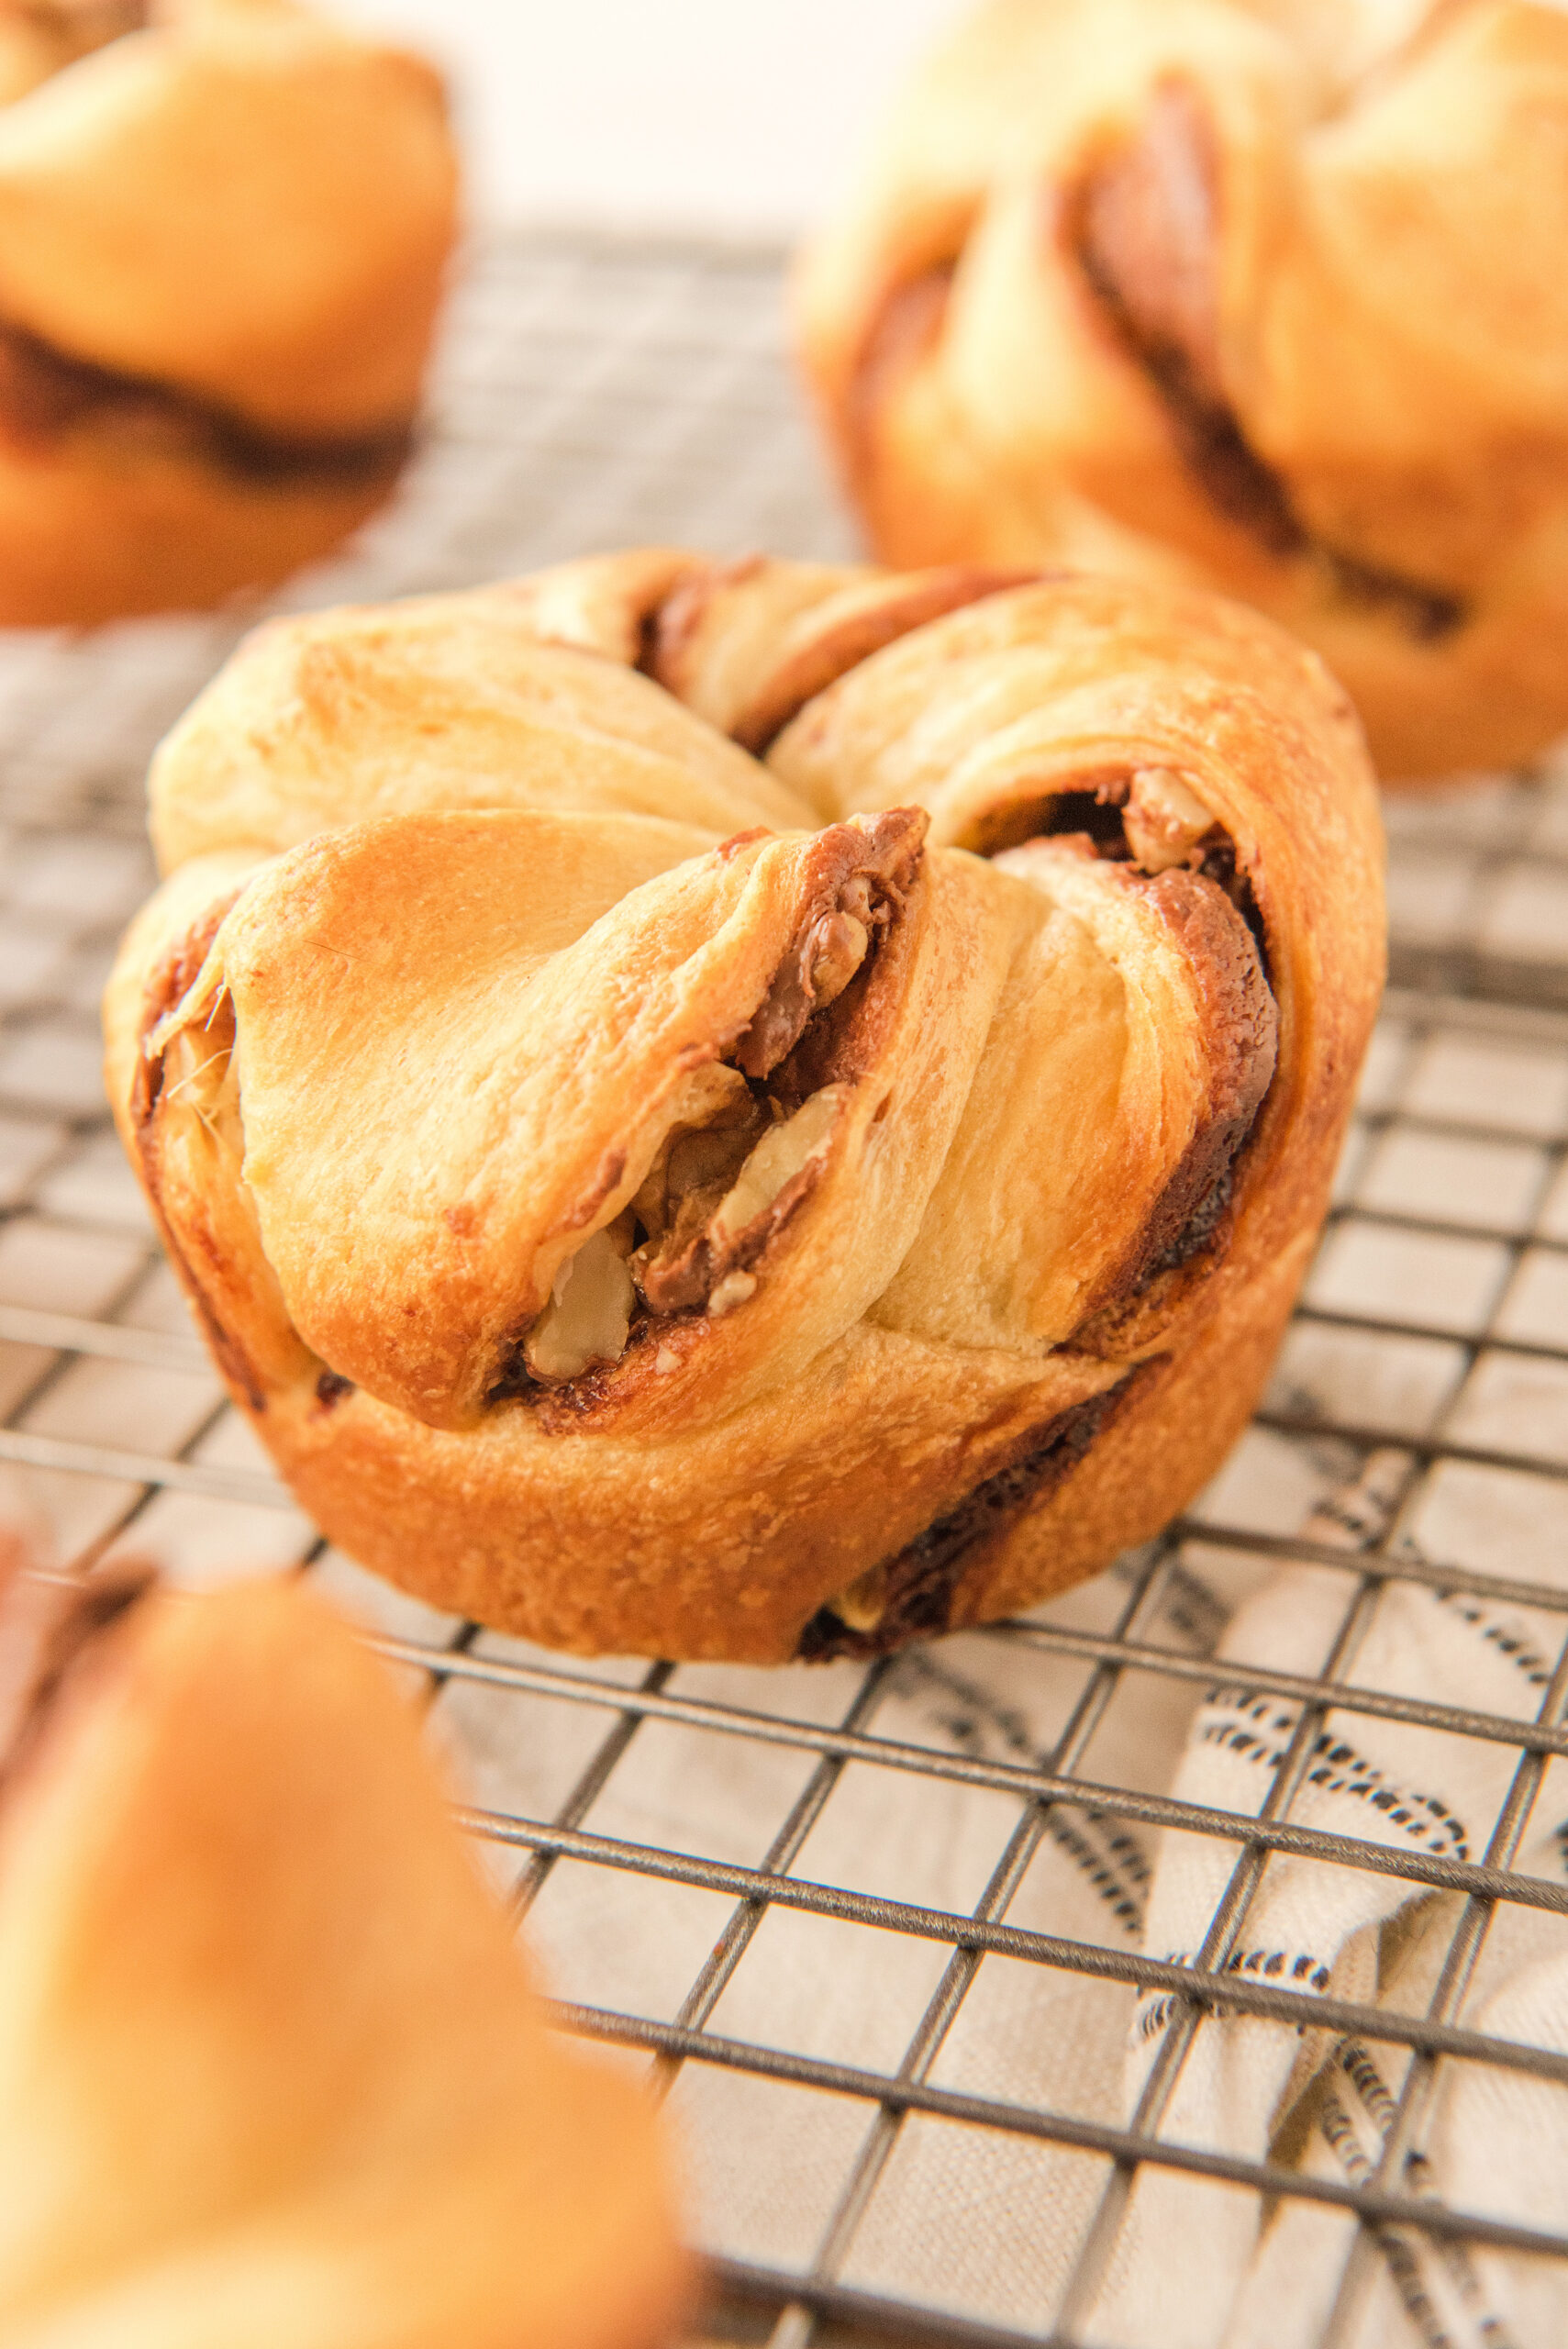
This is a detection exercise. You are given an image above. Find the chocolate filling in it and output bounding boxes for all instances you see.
[0,1562,153,1795]
[999,785,1277,1315]
[1188,832,1269,978]
[797,1366,1154,1660]
[1147,1163,1233,1277]
[649,559,1048,761]
[0,318,415,489]
[486,810,928,1403]
[735,568,1051,758]
[1040,788,1138,855]
[731,810,924,1085]
[639,554,767,694]
[1074,79,1465,640]
[1096,862,1276,1296]
[1029,776,1271,983]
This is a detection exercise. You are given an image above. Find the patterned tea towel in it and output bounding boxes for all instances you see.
[480,1409,1568,2349]
[1087,1446,1568,2349]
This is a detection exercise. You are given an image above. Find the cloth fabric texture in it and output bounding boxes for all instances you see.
[485,1396,1568,2347]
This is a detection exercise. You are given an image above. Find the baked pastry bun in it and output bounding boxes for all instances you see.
[0,1557,692,2348]
[795,0,1568,782]
[104,552,1384,1663]
[0,0,457,624]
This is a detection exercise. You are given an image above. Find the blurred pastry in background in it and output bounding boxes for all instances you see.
[795,0,1568,782]
[104,551,1381,1663]
[0,1562,692,2348]
[0,0,458,625]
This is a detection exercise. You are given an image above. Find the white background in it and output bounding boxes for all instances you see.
[330,0,968,239]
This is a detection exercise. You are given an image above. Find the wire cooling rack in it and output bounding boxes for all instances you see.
[5,234,1568,2349]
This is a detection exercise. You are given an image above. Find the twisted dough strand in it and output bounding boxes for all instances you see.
[795,0,1568,778]
[106,553,1382,1660]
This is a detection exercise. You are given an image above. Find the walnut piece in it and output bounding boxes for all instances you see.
[1123,766,1217,874]
[524,1221,635,1384]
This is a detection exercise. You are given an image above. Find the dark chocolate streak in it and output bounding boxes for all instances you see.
[640,554,766,694]
[797,1368,1152,1662]
[727,567,1049,762]
[1148,1162,1233,1279]
[0,319,415,488]
[1042,796,1276,1232]
[1137,863,1275,1270]
[1074,79,1464,642]
[1192,834,1269,980]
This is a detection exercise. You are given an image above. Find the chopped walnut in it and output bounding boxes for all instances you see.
[1123,766,1218,874]
[630,1065,768,1262]
[524,1219,635,1384]
[805,909,869,1009]
[706,1269,758,1317]
[633,1082,848,1315]
[703,1085,844,1255]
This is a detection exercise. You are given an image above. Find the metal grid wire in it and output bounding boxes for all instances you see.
[5,233,1568,2348]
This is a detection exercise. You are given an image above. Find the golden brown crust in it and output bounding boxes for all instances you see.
[650,554,1045,754]
[0,0,458,622]
[105,551,1384,1662]
[795,0,1568,780]
[797,1363,1159,1657]
[145,583,811,874]
[0,1570,692,2345]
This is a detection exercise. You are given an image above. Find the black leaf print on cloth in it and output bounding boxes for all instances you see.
[891,1647,1153,1934]
[1195,1685,1473,1861]
[1314,2038,1518,2349]
[1134,1942,1335,2043]
[1435,1590,1554,1691]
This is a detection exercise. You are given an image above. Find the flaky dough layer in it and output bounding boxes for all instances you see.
[0,0,457,622]
[105,552,1384,1662]
[795,0,1568,781]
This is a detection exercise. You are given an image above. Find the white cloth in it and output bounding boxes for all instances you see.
[1088,1445,1568,2349]
[470,1414,1568,2347]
